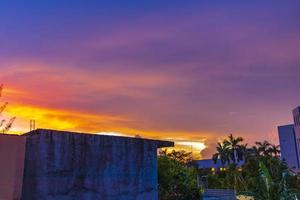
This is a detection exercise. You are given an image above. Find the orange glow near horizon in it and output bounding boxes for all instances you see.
[2,101,208,158]
[4,103,128,133]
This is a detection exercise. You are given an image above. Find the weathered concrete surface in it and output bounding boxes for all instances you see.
[21,129,173,200]
[0,134,26,200]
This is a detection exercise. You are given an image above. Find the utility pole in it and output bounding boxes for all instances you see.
[191,143,194,160]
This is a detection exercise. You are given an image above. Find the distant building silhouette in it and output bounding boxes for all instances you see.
[193,159,244,172]
[278,106,300,172]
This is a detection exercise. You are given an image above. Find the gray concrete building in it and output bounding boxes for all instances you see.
[0,129,173,200]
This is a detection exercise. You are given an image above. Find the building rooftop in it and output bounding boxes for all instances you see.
[22,129,174,148]
[278,124,294,129]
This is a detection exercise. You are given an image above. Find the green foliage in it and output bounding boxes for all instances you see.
[158,150,200,200]
[158,135,300,200]
[208,134,300,200]
[241,156,300,199]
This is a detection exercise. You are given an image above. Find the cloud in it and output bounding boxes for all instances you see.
[0,0,299,157]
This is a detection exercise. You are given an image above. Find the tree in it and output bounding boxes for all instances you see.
[268,144,281,158]
[242,161,300,199]
[159,149,193,165]
[0,84,15,134]
[209,135,300,199]
[212,142,230,165]
[212,134,246,165]
[158,149,200,200]
[223,134,245,164]
[255,140,272,156]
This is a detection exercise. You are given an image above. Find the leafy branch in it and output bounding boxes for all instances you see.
[0,84,16,134]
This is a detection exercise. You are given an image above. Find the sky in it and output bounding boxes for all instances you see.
[0,0,299,158]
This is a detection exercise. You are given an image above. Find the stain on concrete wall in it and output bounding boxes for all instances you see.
[0,135,26,200]
[21,130,171,200]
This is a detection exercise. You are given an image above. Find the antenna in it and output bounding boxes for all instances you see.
[30,120,36,131]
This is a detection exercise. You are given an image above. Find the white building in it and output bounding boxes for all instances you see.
[278,106,300,171]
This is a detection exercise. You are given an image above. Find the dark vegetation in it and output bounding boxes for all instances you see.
[158,149,200,200]
[158,134,300,200]
[207,134,300,199]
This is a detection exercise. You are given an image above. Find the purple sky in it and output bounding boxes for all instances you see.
[0,0,299,157]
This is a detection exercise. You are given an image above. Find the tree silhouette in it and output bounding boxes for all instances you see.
[212,142,230,165]
[0,84,16,134]
[213,134,246,165]
[223,134,245,163]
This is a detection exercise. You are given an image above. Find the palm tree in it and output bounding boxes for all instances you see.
[223,134,245,164]
[267,145,281,158]
[255,141,272,156]
[212,142,230,165]
[237,144,248,162]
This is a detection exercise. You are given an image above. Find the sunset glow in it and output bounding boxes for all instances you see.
[0,0,299,157]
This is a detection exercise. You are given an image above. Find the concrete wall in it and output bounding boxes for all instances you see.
[21,129,172,200]
[0,135,26,200]
[203,189,236,200]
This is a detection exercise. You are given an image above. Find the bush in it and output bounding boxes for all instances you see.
[158,151,200,200]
